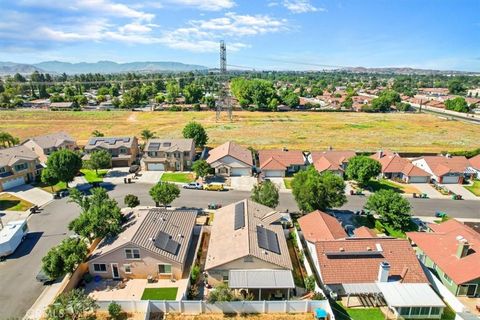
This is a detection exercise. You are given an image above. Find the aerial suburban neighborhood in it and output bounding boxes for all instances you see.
[0,1,480,320]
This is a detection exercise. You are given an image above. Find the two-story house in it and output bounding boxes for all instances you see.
[22,132,77,163]
[0,145,42,191]
[142,139,195,171]
[83,136,139,167]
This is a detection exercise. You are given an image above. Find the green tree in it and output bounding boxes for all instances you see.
[447,79,466,95]
[182,121,208,148]
[149,182,180,207]
[304,275,316,292]
[445,97,469,113]
[87,149,111,174]
[46,289,98,320]
[46,149,82,187]
[251,180,279,208]
[121,87,142,108]
[91,129,104,137]
[0,131,19,148]
[291,166,346,212]
[108,301,123,320]
[140,129,155,141]
[281,90,300,108]
[124,194,140,208]
[41,238,88,279]
[68,188,123,242]
[166,80,180,103]
[365,189,412,231]
[41,168,59,192]
[183,83,203,104]
[346,156,382,187]
[191,160,211,180]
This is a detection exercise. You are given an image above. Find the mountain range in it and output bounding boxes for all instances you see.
[0,60,208,75]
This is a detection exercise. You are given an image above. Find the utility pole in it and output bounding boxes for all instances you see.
[216,40,232,121]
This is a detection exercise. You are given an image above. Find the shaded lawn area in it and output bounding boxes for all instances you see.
[331,301,384,320]
[141,287,178,300]
[161,172,195,183]
[364,179,415,194]
[465,180,480,196]
[0,193,33,211]
[353,215,417,239]
[283,178,293,189]
[33,181,67,193]
[80,169,108,183]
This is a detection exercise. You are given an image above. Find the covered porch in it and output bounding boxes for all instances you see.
[228,269,295,301]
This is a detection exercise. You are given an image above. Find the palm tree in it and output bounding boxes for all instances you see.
[91,130,104,137]
[0,132,19,148]
[140,129,155,143]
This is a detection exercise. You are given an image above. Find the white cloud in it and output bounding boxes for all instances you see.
[166,0,235,11]
[283,0,323,14]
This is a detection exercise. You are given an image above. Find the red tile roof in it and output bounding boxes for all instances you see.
[258,149,305,170]
[298,210,347,242]
[407,219,480,284]
[311,150,356,173]
[206,141,253,166]
[315,238,428,285]
[421,156,469,176]
[371,151,430,177]
[354,226,377,238]
[469,154,480,171]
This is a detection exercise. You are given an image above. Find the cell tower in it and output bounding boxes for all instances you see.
[216,40,232,121]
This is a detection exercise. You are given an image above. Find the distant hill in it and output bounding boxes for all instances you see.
[342,66,479,75]
[0,60,208,75]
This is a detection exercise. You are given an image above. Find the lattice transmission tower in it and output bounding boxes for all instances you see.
[216,40,232,121]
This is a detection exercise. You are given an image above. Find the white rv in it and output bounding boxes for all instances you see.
[0,220,28,259]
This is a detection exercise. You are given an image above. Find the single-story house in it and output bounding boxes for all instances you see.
[88,207,198,281]
[298,210,347,243]
[310,150,356,177]
[205,199,294,300]
[83,136,139,167]
[407,219,480,297]
[142,139,195,171]
[468,154,480,178]
[49,102,74,110]
[371,150,431,183]
[258,149,307,177]
[0,145,43,192]
[22,132,77,163]
[206,141,253,176]
[412,155,471,184]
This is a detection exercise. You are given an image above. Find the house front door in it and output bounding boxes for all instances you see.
[111,263,120,279]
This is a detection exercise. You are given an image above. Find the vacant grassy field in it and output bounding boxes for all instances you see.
[1,110,479,152]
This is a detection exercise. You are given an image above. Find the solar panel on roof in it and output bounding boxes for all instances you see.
[154,231,180,255]
[163,142,171,147]
[123,137,130,142]
[149,143,161,151]
[89,139,97,145]
[234,202,245,230]
[256,226,281,254]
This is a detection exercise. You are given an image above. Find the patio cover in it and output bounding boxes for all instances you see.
[342,283,381,295]
[228,269,295,289]
[377,283,445,307]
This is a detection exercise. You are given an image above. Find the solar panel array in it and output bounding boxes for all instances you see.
[256,226,281,254]
[148,143,161,151]
[89,137,130,146]
[154,230,180,255]
[163,142,171,147]
[234,201,245,230]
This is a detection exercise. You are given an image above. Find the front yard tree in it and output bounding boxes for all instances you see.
[251,180,279,208]
[124,194,140,208]
[140,129,155,141]
[91,129,104,137]
[346,156,382,187]
[41,238,88,279]
[46,149,83,187]
[46,289,98,320]
[149,181,180,207]
[182,121,208,148]
[41,168,59,192]
[291,166,346,212]
[365,189,412,231]
[192,160,211,180]
[88,149,111,174]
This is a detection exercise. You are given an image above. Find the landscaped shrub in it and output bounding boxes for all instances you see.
[375,220,385,233]
[108,301,122,320]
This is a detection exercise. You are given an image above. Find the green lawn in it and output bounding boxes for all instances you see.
[353,215,417,239]
[283,178,293,189]
[80,169,108,183]
[0,193,33,211]
[365,179,405,193]
[33,181,67,193]
[161,172,195,183]
[332,302,384,320]
[465,180,480,196]
[141,287,178,300]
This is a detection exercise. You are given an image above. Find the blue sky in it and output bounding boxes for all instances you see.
[0,0,479,71]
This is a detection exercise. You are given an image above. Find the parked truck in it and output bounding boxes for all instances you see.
[0,219,28,260]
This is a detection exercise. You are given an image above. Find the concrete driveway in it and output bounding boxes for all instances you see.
[230,176,257,191]
[442,184,479,200]
[6,185,53,206]
[103,167,131,184]
[136,171,163,184]
[267,178,289,192]
[413,183,448,199]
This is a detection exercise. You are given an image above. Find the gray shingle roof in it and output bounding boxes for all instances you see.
[24,132,75,149]
[0,145,38,167]
[85,136,135,150]
[145,139,194,152]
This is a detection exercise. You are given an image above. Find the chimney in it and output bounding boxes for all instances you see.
[282,147,288,152]
[379,150,383,158]
[377,261,390,282]
[456,236,470,258]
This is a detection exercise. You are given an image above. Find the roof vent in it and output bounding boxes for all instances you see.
[178,234,184,238]
[375,243,383,252]
[339,247,345,252]
[366,246,372,251]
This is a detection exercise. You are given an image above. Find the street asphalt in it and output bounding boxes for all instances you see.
[0,181,479,319]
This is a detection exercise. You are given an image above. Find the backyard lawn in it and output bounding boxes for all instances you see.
[465,180,480,196]
[364,179,420,194]
[0,193,33,211]
[161,172,195,183]
[141,287,178,300]
[331,302,384,320]
[80,169,108,183]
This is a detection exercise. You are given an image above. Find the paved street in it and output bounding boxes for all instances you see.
[0,181,479,319]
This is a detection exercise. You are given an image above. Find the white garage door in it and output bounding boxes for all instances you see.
[409,176,429,183]
[231,168,251,176]
[148,163,165,171]
[264,170,285,177]
[442,175,459,184]
[2,176,26,190]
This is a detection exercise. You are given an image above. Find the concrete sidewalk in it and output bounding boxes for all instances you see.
[23,282,63,320]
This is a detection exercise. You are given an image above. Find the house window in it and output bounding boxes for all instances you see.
[124,264,132,274]
[0,167,6,173]
[125,248,140,259]
[119,148,127,154]
[14,163,28,171]
[419,307,430,316]
[158,264,172,274]
[183,151,190,157]
[148,152,157,157]
[443,273,453,285]
[93,263,107,272]
[430,307,442,315]
[222,275,229,283]
[410,307,421,316]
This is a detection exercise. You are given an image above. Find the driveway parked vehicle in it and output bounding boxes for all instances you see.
[183,182,203,190]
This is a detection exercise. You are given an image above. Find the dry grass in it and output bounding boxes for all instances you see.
[1,110,479,152]
[164,313,314,320]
